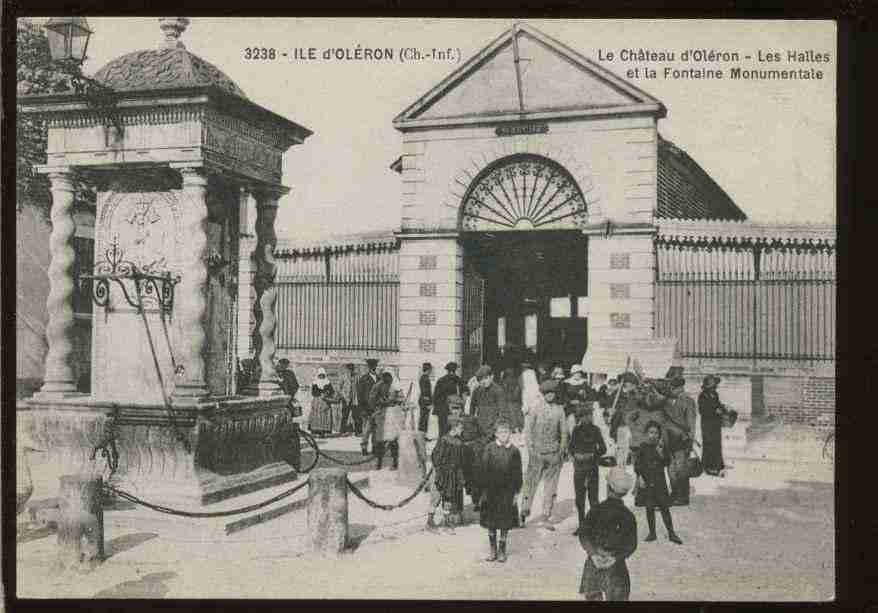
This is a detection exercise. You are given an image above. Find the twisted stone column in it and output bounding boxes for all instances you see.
[254,191,282,395]
[36,170,78,397]
[172,167,210,403]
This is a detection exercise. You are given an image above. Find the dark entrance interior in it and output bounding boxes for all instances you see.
[463,231,588,372]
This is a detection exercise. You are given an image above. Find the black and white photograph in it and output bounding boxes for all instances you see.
[13,17,836,601]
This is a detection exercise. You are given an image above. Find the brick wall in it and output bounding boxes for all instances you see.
[764,375,835,428]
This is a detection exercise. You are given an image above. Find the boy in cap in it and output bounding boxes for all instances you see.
[520,379,568,529]
[578,467,638,601]
[428,413,471,532]
[569,403,607,536]
[478,419,523,563]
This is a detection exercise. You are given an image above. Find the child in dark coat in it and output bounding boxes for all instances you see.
[428,414,472,532]
[578,467,638,601]
[569,404,607,535]
[634,421,682,544]
[478,419,523,563]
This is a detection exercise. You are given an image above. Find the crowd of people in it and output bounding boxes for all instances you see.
[240,353,734,600]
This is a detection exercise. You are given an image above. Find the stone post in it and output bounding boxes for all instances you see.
[173,166,210,403]
[396,429,426,487]
[57,475,104,571]
[307,468,349,557]
[35,169,78,398]
[253,190,282,395]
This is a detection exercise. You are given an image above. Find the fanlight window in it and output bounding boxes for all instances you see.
[460,154,588,232]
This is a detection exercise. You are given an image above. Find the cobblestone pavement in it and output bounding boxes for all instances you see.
[16,433,834,600]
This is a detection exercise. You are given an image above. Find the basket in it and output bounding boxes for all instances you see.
[721,408,739,429]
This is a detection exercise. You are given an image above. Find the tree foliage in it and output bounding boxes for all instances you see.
[17,19,96,219]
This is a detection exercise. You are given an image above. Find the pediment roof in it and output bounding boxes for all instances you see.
[394,23,665,128]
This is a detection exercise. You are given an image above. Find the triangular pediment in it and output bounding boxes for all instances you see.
[394,24,665,128]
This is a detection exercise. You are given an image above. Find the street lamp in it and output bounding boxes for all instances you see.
[45,17,92,64]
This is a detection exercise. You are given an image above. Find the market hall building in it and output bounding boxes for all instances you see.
[240,23,835,434]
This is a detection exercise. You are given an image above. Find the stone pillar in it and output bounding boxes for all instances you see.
[173,166,210,402]
[584,228,657,347]
[397,235,464,393]
[307,468,349,557]
[57,475,104,571]
[236,188,257,363]
[253,190,282,395]
[35,169,78,398]
[396,429,426,487]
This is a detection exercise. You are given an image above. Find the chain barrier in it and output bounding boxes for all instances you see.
[345,467,434,511]
[104,479,309,519]
[298,430,378,467]
[100,425,321,518]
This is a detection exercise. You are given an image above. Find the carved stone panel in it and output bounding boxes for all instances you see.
[93,190,184,403]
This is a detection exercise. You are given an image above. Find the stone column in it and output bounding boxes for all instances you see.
[253,189,282,395]
[36,169,78,398]
[172,166,210,403]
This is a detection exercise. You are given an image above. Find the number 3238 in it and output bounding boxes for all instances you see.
[244,48,277,60]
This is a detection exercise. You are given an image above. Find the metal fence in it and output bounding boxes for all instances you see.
[655,240,836,361]
[274,245,399,352]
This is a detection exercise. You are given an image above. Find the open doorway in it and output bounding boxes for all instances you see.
[462,230,588,374]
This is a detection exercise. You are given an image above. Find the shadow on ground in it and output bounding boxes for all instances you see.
[16,524,54,544]
[105,532,159,559]
[92,571,177,599]
[347,523,377,552]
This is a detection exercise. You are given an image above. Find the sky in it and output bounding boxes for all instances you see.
[57,18,836,239]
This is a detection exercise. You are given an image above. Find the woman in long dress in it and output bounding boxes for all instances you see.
[308,368,335,437]
[698,375,726,477]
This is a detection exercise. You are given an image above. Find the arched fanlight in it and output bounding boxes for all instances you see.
[45,17,93,64]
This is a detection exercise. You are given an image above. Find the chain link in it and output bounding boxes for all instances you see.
[346,467,434,511]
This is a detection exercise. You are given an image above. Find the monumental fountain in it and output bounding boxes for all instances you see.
[18,18,313,513]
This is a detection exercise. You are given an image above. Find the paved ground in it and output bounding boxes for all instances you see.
[16,430,834,601]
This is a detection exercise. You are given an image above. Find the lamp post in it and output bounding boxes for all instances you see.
[45,17,92,64]
[42,17,120,134]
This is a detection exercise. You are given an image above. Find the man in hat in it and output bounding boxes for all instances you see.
[470,365,507,439]
[336,363,358,435]
[369,371,400,470]
[520,379,568,529]
[433,362,464,438]
[417,362,435,434]
[276,358,300,410]
[578,467,638,601]
[663,376,697,505]
[569,402,607,536]
[357,358,380,454]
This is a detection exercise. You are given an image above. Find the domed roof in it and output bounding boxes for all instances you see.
[93,46,248,99]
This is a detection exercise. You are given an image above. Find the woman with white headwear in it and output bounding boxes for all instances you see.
[308,367,336,437]
[520,368,543,418]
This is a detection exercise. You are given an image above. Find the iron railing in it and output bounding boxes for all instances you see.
[655,240,836,362]
[275,280,399,352]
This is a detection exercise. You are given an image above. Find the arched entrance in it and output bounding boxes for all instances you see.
[459,154,590,377]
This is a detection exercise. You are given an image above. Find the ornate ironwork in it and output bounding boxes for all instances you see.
[461,154,588,232]
[79,234,180,316]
